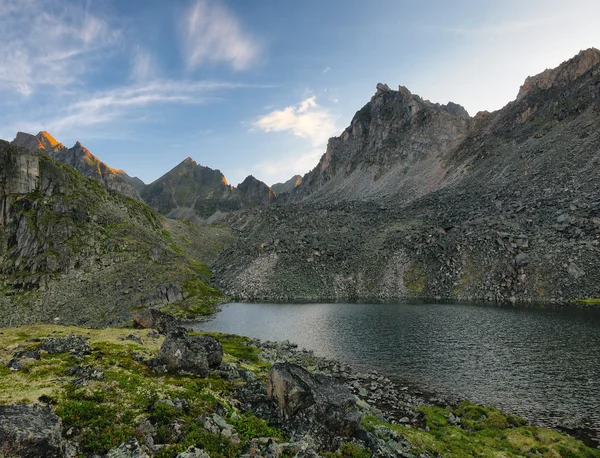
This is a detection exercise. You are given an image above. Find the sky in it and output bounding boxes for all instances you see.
[0,0,599,187]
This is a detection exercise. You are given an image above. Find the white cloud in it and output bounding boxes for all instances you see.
[253,96,337,146]
[323,66,331,73]
[131,46,156,81]
[251,148,324,185]
[183,0,260,71]
[0,0,119,96]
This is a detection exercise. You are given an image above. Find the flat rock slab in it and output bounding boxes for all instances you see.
[0,404,63,458]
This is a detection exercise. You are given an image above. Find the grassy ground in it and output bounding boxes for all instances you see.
[362,403,600,458]
[0,325,277,457]
[1,325,598,457]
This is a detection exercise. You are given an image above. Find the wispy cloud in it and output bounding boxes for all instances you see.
[130,46,156,81]
[0,0,119,96]
[253,96,337,146]
[252,148,324,185]
[323,66,331,73]
[7,80,268,136]
[182,0,261,71]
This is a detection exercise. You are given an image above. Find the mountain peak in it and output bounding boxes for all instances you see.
[517,47,600,100]
[36,131,59,149]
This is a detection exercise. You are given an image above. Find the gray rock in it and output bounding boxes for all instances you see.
[42,335,91,355]
[0,404,63,458]
[154,331,223,376]
[567,262,586,279]
[105,438,149,458]
[69,365,105,385]
[175,446,211,458]
[133,309,183,335]
[514,252,529,267]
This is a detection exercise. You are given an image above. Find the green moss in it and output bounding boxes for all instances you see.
[162,277,224,319]
[403,265,426,293]
[574,298,600,305]
[361,403,600,458]
[323,443,373,458]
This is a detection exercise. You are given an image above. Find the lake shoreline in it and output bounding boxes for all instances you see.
[197,301,600,450]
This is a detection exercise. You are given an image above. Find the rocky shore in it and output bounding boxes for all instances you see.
[0,312,598,457]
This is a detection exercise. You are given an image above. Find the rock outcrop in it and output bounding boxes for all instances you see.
[0,404,63,458]
[152,330,223,376]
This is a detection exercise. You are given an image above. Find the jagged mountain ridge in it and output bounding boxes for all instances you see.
[140,157,276,223]
[13,132,278,222]
[212,48,600,305]
[12,131,144,200]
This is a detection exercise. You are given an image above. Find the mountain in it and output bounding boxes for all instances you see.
[140,157,275,222]
[0,141,234,327]
[12,131,144,200]
[272,175,302,195]
[295,83,470,203]
[212,48,600,305]
[238,175,276,205]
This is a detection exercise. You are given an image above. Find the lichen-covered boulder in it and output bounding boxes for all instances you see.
[41,335,91,355]
[155,331,223,376]
[0,404,63,458]
[105,437,149,458]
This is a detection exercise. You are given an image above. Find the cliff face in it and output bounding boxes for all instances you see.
[12,132,143,201]
[212,48,600,305]
[0,143,233,327]
[296,83,471,203]
[141,158,276,222]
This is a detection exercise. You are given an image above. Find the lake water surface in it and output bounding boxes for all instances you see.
[194,302,600,440]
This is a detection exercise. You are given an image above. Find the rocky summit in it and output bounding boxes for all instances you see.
[12,131,144,200]
[140,158,276,223]
[212,48,600,305]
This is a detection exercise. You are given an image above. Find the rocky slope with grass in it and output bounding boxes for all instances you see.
[0,322,598,457]
[0,141,234,327]
[213,48,600,305]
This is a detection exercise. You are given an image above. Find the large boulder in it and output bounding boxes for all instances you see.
[155,331,223,376]
[41,335,91,355]
[0,404,63,458]
[266,363,362,449]
[133,309,184,335]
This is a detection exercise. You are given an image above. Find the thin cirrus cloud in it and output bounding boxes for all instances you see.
[253,96,337,147]
[182,0,261,71]
[11,80,266,136]
[0,0,119,96]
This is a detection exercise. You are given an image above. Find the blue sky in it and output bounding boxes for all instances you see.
[1,0,599,186]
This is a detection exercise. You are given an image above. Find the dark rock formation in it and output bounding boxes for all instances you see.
[237,175,276,206]
[153,331,223,376]
[0,404,63,458]
[133,309,185,335]
[42,335,91,355]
